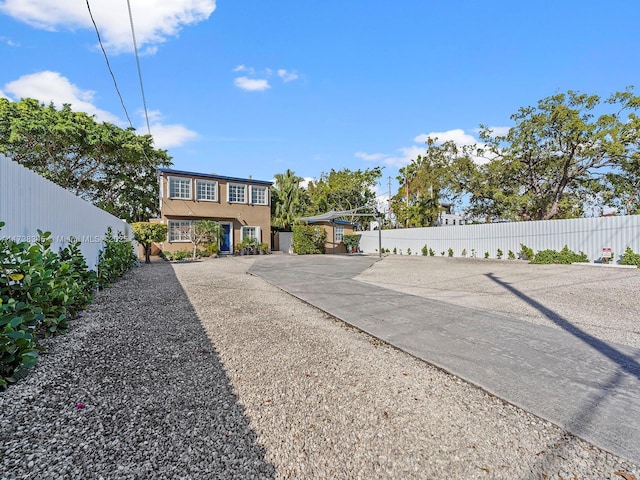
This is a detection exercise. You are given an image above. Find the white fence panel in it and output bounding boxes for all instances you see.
[277,232,293,253]
[0,156,133,270]
[359,215,640,263]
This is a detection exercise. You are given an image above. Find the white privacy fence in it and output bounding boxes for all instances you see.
[358,215,640,263]
[0,156,133,270]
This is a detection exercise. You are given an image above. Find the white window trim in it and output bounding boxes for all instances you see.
[336,225,344,242]
[196,179,218,202]
[168,220,192,243]
[241,226,261,243]
[249,185,268,205]
[168,176,192,200]
[227,183,247,203]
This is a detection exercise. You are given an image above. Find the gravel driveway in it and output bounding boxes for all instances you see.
[1,256,639,479]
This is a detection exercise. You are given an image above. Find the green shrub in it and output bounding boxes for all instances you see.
[620,246,640,267]
[172,250,192,261]
[292,225,326,254]
[530,245,589,265]
[497,249,503,259]
[205,242,220,256]
[520,244,535,260]
[429,248,435,256]
[406,248,411,256]
[447,248,454,257]
[0,297,40,389]
[59,239,98,315]
[0,222,134,389]
[97,228,137,288]
[393,247,397,254]
[484,251,490,259]
[422,245,428,256]
[461,248,467,257]
[508,250,516,260]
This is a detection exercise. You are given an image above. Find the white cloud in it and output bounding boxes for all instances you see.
[141,109,197,148]
[233,64,254,74]
[0,35,19,46]
[232,65,300,90]
[300,177,314,189]
[355,145,425,169]
[484,125,511,137]
[234,76,270,92]
[148,122,198,149]
[355,152,387,162]
[3,70,121,123]
[0,0,216,54]
[414,129,478,146]
[356,128,499,169]
[277,69,298,82]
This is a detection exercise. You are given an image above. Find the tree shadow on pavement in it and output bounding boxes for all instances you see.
[486,272,640,471]
[485,272,640,380]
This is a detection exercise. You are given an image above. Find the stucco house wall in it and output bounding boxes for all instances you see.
[157,168,272,254]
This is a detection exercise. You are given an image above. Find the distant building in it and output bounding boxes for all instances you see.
[438,202,466,226]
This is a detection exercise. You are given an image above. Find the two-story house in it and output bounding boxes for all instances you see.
[157,168,272,254]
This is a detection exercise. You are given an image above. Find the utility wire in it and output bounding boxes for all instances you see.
[127,0,151,136]
[85,0,134,128]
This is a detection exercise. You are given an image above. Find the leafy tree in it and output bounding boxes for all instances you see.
[181,220,224,259]
[472,88,640,221]
[132,223,168,264]
[271,169,308,230]
[0,98,172,222]
[306,167,383,227]
[391,139,474,227]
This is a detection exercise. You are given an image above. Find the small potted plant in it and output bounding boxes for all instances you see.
[342,234,361,254]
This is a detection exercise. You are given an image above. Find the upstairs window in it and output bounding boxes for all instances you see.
[196,179,218,201]
[168,177,191,199]
[228,183,246,203]
[250,185,268,205]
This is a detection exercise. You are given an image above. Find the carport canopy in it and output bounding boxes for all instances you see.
[296,209,360,223]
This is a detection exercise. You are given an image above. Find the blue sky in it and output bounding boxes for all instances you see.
[1,0,639,205]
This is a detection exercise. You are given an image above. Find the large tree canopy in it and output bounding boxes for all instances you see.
[306,167,383,226]
[471,88,640,221]
[0,98,172,222]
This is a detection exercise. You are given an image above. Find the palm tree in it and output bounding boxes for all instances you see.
[272,169,307,230]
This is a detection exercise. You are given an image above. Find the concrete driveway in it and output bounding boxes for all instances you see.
[249,254,640,465]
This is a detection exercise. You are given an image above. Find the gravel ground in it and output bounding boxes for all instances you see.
[1,256,639,479]
[0,261,275,479]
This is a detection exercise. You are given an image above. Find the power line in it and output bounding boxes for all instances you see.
[127,0,151,136]
[85,0,134,128]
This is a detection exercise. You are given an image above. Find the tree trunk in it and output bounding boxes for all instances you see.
[144,244,151,264]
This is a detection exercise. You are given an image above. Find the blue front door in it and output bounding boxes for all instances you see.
[220,223,231,252]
